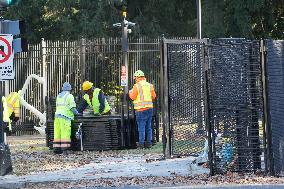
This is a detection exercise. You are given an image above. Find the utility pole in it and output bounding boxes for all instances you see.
[196,0,202,39]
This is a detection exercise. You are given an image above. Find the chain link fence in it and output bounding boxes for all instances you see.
[161,38,265,174]
[165,40,206,156]
[207,39,263,174]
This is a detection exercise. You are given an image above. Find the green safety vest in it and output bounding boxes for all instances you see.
[83,88,110,114]
[55,92,76,120]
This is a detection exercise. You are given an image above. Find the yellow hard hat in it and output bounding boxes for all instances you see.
[82,81,93,91]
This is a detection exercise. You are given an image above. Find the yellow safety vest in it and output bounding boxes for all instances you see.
[6,92,20,118]
[83,88,110,114]
[133,80,153,110]
[2,92,20,131]
[55,92,76,120]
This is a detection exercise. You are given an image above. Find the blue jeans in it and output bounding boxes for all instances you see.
[135,108,153,145]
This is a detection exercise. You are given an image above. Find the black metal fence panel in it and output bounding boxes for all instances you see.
[161,38,265,173]
[0,44,43,135]
[0,37,162,135]
[165,40,206,156]
[266,40,284,175]
[207,39,263,173]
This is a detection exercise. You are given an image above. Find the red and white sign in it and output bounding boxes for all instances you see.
[0,34,14,80]
[121,65,127,86]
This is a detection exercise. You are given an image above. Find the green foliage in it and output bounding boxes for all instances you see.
[2,0,284,42]
[203,0,284,39]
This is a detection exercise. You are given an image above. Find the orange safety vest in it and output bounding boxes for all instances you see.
[132,80,153,110]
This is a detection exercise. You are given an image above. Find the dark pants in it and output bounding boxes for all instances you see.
[136,108,153,145]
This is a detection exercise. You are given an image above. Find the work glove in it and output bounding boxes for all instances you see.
[12,117,19,122]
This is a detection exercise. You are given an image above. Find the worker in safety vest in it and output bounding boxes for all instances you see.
[78,81,110,115]
[129,70,156,149]
[53,82,81,155]
[2,92,21,132]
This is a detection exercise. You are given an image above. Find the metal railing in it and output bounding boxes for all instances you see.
[0,37,166,135]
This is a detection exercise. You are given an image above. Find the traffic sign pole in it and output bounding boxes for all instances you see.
[0,14,13,176]
[0,94,3,143]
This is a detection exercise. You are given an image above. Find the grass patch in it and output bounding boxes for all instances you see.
[117,142,163,154]
[172,138,205,155]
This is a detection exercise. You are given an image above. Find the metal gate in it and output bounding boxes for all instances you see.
[161,39,207,157]
[207,39,263,174]
[162,38,265,174]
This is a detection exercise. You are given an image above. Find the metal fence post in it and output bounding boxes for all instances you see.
[80,38,86,82]
[41,38,48,147]
[160,38,166,156]
[203,44,214,176]
[260,39,274,175]
[161,39,171,158]
[196,0,202,39]
[41,38,47,109]
[4,81,8,97]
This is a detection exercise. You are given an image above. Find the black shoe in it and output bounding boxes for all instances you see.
[145,142,152,149]
[53,149,63,154]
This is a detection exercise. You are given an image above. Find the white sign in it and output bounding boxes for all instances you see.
[121,75,127,86]
[0,34,14,80]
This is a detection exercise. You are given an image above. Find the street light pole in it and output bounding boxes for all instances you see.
[196,0,202,39]
[113,10,136,148]
[122,16,129,112]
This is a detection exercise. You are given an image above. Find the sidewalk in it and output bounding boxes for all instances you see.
[0,155,208,188]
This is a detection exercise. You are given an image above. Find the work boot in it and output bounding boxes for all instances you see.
[53,148,62,154]
[62,150,68,156]
[136,142,144,149]
[144,142,152,149]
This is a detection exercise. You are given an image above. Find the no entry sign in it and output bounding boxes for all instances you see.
[0,34,14,80]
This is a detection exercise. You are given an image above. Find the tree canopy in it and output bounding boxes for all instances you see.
[3,0,283,43]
